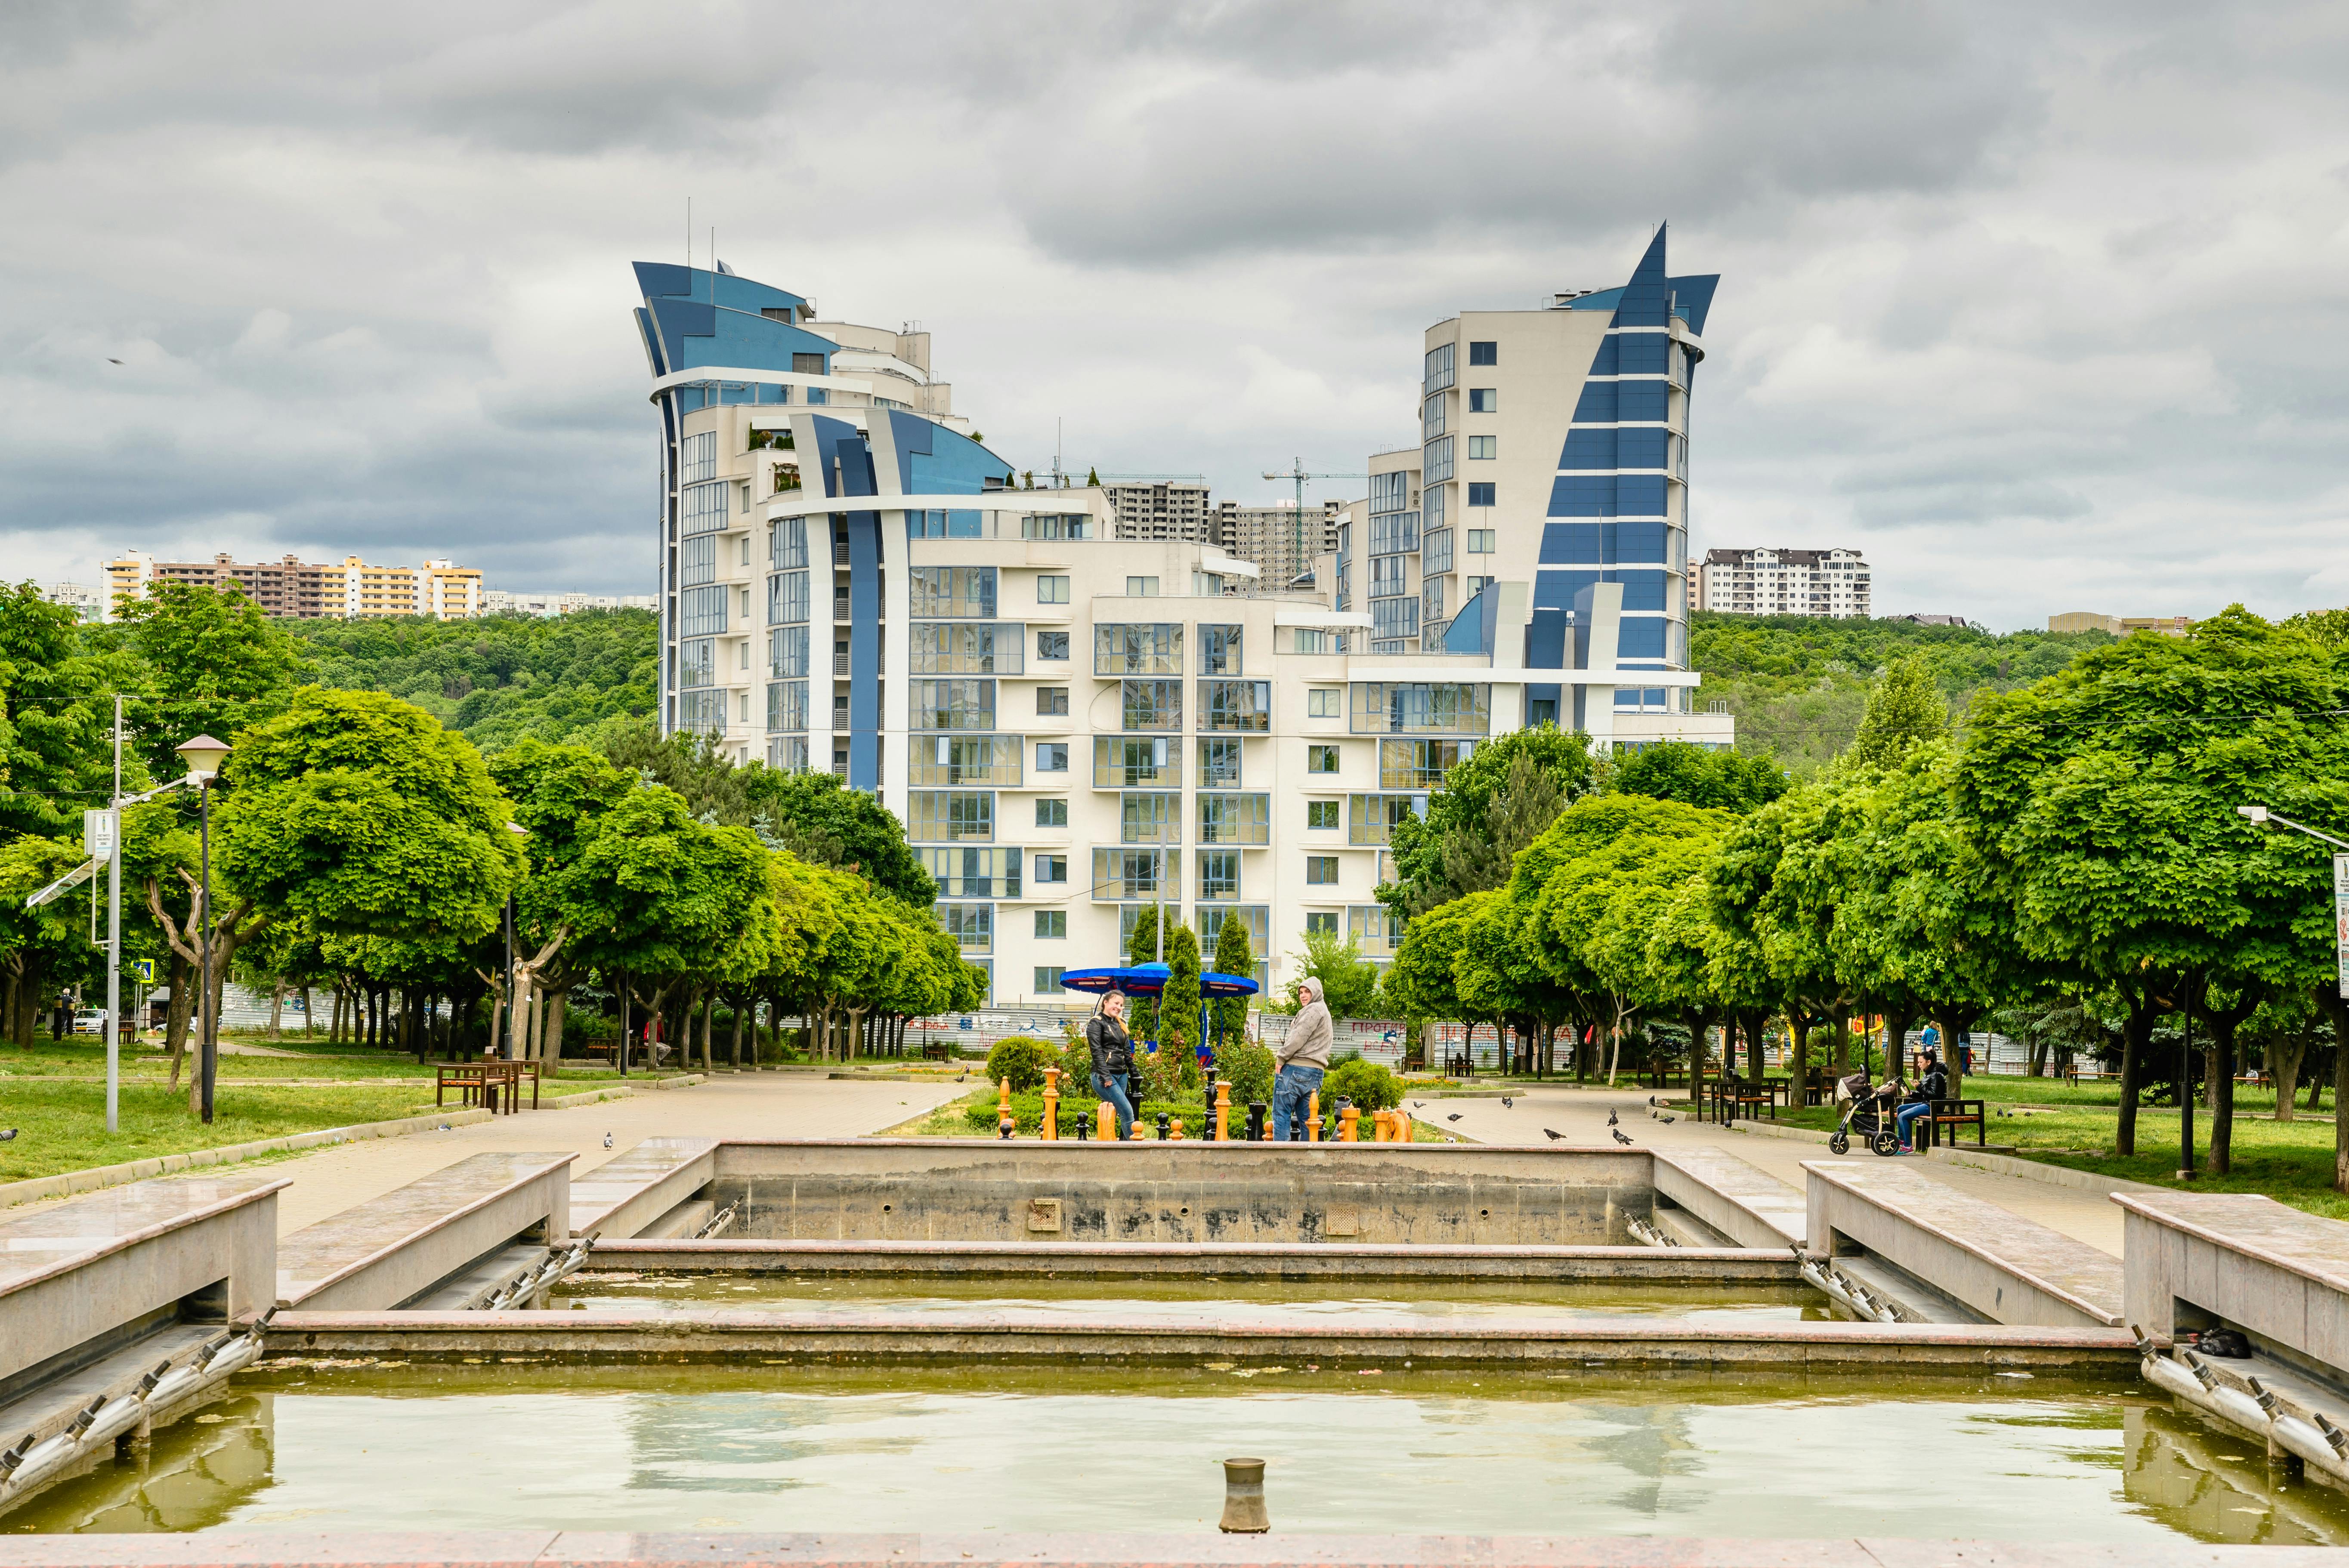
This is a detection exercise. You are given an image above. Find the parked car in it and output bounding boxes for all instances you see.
[71,1009,107,1035]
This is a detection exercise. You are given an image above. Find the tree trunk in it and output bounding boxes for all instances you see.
[268,981,284,1041]
[164,956,193,1089]
[1878,1005,1915,1085]
[730,994,745,1068]
[2207,1006,2250,1176]
[848,1005,869,1061]
[1741,1009,1767,1081]
[544,990,568,1074]
[2272,1033,2308,1123]
[1784,1009,1810,1101]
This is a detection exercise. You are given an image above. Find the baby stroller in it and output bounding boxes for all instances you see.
[1827,1072,1905,1156]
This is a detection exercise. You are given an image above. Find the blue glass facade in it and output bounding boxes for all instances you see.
[1527,226,1715,678]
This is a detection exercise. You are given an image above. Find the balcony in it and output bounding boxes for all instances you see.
[834,652,851,676]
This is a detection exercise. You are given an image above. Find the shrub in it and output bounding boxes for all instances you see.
[984,1036,1056,1093]
[1215,1040,1276,1109]
[1060,1034,1097,1095]
[1323,1058,1402,1113]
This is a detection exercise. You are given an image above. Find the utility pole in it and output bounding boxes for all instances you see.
[105,697,122,1134]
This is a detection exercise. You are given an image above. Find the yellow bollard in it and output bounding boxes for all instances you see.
[1097,1100,1115,1142]
[1041,1067,1060,1142]
[1395,1107,1412,1144]
[1340,1105,1360,1142]
[998,1076,1014,1139]
[1215,1080,1232,1142]
[1308,1091,1320,1142]
[1171,1118,1185,1140]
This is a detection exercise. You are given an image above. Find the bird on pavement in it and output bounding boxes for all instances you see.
[603,1133,614,1148]
[1446,1113,1464,1122]
[1607,1110,1619,1127]
[1542,1128,1564,1142]
[1501,1096,1514,1108]
[1413,1101,1426,1110]
[1659,1116,1676,1125]
[1611,1128,1634,1145]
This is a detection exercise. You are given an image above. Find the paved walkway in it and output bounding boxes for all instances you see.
[1419,1081,2127,1256]
[256,1071,968,1234]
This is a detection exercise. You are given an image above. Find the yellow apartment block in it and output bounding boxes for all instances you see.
[101,549,486,622]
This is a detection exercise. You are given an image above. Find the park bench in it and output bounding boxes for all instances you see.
[1921,1096,1987,1148]
[920,1040,953,1062]
[436,1059,540,1114]
[1442,1049,1474,1076]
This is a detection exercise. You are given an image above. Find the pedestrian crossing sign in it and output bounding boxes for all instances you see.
[131,959,154,984]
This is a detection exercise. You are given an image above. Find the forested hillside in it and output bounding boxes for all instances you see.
[1689,612,2111,769]
[289,609,656,752]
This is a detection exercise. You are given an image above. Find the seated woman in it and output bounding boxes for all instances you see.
[1895,1050,1949,1153]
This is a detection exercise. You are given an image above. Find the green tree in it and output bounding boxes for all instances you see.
[0,833,90,1046]
[1209,913,1255,1049]
[0,582,125,841]
[1607,741,1788,813]
[1849,654,1948,770]
[1383,726,1595,914]
[118,580,307,784]
[1384,889,1502,1064]
[742,769,936,905]
[487,738,635,1067]
[1291,925,1382,1019]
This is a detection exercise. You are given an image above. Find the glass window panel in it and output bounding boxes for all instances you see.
[679,637,715,689]
[1201,679,1270,732]
[1197,850,1239,901]
[680,430,717,483]
[909,679,996,731]
[679,585,728,636]
[1120,679,1182,731]
[680,535,717,586]
[937,902,993,953]
[1200,623,1242,674]
[917,847,1022,898]
[770,624,808,678]
[770,518,808,570]
[1197,793,1271,846]
[681,481,728,536]
[905,791,995,843]
[1350,682,1490,735]
[908,735,1023,786]
[1119,792,1181,845]
[1198,738,1242,787]
[1093,623,1184,675]
[1379,738,1474,789]
[910,623,1024,674]
[1091,848,1173,901]
[1092,736,1174,787]
[1348,793,1428,847]
[907,566,998,618]
[766,680,807,733]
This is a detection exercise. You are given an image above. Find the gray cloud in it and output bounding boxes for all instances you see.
[0,0,2345,628]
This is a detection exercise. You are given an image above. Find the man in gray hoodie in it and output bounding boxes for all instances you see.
[1273,976,1334,1141]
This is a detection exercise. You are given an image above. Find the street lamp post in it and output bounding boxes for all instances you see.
[176,735,232,1125]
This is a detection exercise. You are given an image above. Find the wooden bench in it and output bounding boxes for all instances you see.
[921,1041,953,1062]
[1922,1096,1987,1148]
[1442,1051,1474,1077]
[436,1059,540,1114]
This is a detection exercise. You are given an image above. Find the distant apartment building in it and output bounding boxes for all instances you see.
[1098,476,1215,543]
[101,550,483,623]
[43,582,104,622]
[484,590,659,616]
[2048,611,2193,638]
[1216,499,1344,592]
[1694,548,1870,618]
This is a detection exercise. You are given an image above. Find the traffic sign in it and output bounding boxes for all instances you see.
[131,959,155,984]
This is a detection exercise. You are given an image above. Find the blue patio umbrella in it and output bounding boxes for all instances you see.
[1060,965,1259,1061]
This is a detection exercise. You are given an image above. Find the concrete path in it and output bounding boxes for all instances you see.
[1415,1081,2128,1256]
[256,1071,969,1234]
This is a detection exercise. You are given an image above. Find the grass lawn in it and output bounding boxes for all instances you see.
[0,1039,658,1084]
[0,1077,453,1185]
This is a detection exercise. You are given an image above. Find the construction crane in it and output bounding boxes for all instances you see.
[1261,459,1368,588]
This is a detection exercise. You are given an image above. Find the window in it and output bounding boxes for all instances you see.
[1305,911,1339,936]
[1201,679,1270,732]
[1468,340,1497,366]
[1037,629,1069,661]
[1121,679,1181,731]
[1369,472,1410,511]
[1034,853,1068,884]
[908,566,997,618]
[767,681,807,732]
[1350,792,1426,846]
[1305,857,1340,886]
[1197,850,1239,901]
[1351,682,1491,735]
[680,534,717,586]
[1092,848,1171,901]
[1199,623,1242,674]
[910,622,1022,673]
[1468,482,1496,507]
[1307,800,1339,830]
[769,571,809,624]
[1035,911,1066,940]
[1291,628,1347,654]
[679,637,714,689]
[1424,435,1454,485]
[770,625,808,678]
[791,351,826,376]
[1369,597,1419,641]
[680,430,717,483]
[1126,576,1159,596]
[1021,513,1091,540]
[910,679,995,730]
[1094,623,1184,675]
[1035,741,1069,773]
[1035,966,1065,992]
[909,735,1021,786]
[1368,512,1420,555]
[1467,435,1496,460]
[1422,394,1445,440]
[1035,797,1068,827]
[1037,574,1070,604]
[677,689,726,734]
[920,847,1021,898]
[1120,792,1181,845]
[1425,483,1446,529]
[1198,738,1242,786]
[907,509,984,539]
[1422,529,1453,574]
[1370,555,1407,593]
[1350,904,1406,956]
[937,902,993,953]
[680,585,727,636]
[1303,688,1341,719]
[1423,342,1455,395]
[1469,388,1497,413]
[1093,736,1174,787]
[771,516,808,569]
[1197,793,1271,845]
[1423,578,1446,619]
[1037,686,1069,716]
[1468,529,1496,554]
[1381,738,1474,789]
[1198,904,1271,956]
[1307,743,1340,774]
[906,791,994,843]
[681,482,728,536]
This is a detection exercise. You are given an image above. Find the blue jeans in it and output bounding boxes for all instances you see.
[1895,1102,1932,1149]
[1092,1069,1137,1139]
[1272,1063,1323,1142]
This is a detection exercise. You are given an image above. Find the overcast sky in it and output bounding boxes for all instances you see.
[4,0,2345,630]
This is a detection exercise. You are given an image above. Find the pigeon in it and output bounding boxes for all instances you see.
[1501,1096,1514,1109]
[1412,1101,1426,1110]
[1542,1128,1565,1142]
[1606,1110,1619,1127]
[1446,1113,1464,1122]
[107,358,122,364]
[1659,1116,1675,1125]
[1611,1128,1634,1145]
[603,1133,614,1148]
[0,1129,15,1142]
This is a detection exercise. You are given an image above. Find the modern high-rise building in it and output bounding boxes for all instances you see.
[99,550,484,622]
[1373,226,1732,752]
[633,254,1738,1003]
[1694,548,1871,617]
[1215,499,1343,591]
[1098,476,1215,543]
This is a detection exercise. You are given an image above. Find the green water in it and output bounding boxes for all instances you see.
[11,1364,2346,1544]
[549,1272,1839,1322]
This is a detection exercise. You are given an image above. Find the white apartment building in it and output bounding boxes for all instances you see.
[1694,548,1871,618]
[44,582,104,623]
[484,590,660,616]
[1098,476,1215,543]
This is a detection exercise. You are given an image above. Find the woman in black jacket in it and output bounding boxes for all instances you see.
[1896,1050,1948,1152]
[1086,991,1137,1139]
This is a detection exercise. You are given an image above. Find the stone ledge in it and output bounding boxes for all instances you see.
[1928,1145,2165,1196]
